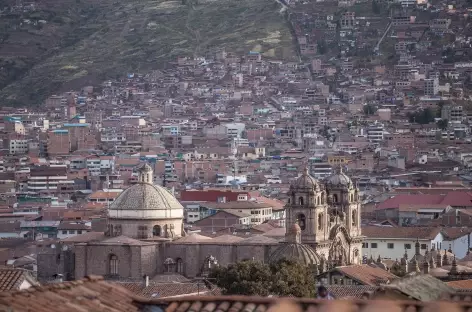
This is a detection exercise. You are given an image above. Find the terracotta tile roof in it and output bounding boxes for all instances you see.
[60,231,105,243]
[172,233,213,244]
[87,235,156,246]
[0,276,140,312]
[361,226,441,240]
[210,234,245,244]
[333,265,399,286]
[88,190,122,200]
[141,295,472,312]
[2,276,472,312]
[326,285,378,299]
[116,281,221,298]
[441,228,472,240]
[377,192,472,211]
[381,273,454,301]
[447,279,472,289]
[0,268,38,291]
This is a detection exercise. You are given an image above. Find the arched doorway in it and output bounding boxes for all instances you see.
[153,225,161,237]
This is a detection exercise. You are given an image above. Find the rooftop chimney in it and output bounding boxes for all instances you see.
[143,275,149,287]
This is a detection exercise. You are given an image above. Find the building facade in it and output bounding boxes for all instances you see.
[38,165,363,282]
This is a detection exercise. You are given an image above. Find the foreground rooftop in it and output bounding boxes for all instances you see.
[0,276,472,312]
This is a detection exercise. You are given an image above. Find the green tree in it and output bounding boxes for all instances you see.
[209,260,316,297]
[437,119,448,130]
[407,108,435,124]
[270,260,316,297]
[209,260,273,296]
[363,104,377,115]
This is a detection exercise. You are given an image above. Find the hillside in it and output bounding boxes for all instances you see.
[0,0,296,106]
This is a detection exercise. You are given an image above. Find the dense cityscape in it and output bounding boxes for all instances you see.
[1,0,472,310]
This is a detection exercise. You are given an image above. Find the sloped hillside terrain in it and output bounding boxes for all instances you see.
[0,0,295,106]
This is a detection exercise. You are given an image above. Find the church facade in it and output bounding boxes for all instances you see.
[38,164,363,282]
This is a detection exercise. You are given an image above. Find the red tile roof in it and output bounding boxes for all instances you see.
[0,276,139,312]
[0,268,38,291]
[362,226,441,240]
[333,265,399,286]
[116,281,220,298]
[1,276,472,312]
[376,192,472,211]
[447,279,472,289]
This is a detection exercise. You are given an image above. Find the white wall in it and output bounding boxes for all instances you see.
[363,233,444,260]
[444,233,472,259]
[57,229,88,239]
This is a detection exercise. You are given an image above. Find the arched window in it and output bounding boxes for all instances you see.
[352,210,357,226]
[332,194,338,203]
[164,258,176,273]
[318,213,323,230]
[297,214,306,230]
[109,254,119,275]
[316,197,320,206]
[153,225,161,237]
[200,255,218,277]
[176,258,183,273]
[299,196,304,206]
[321,194,325,205]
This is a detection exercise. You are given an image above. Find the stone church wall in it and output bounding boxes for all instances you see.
[141,245,159,277]
[76,244,134,279]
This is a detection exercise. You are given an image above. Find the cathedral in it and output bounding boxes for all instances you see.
[38,164,363,281]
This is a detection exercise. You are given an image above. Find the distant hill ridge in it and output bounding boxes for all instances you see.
[0,0,296,106]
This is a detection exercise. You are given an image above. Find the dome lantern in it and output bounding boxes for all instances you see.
[138,163,153,184]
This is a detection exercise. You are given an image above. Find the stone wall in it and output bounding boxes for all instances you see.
[109,218,183,239]
[165,243,280,277]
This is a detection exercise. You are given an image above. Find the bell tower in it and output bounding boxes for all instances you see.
[286,167,329,245]
[325,166,361,238]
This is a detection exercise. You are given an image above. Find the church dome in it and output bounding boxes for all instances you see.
[325,166,353,187]
[291,167,320,190]
[268,242,322,266]
[108,164,184,220]
[268,222,321,266]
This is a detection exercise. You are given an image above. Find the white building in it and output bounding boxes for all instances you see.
[7,139,29,155]
[362,226,472,260]
[366,123,385,143]
[57,222,91,239]
[424,78,439,96]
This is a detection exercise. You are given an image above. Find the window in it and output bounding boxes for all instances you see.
[371,243,378,248]
[62,230,67,234]
[362,242,368,248]
[404,244,411,249]
[421,244,427,250]
[138,226,149,239]
[153,225,161,237]
[299,196,304,206]
[77,230,82,234]
[318,213,323,230]
[164,258,176,273]
[387,243,394,249]
[352,210,357,226]
[109,254,119,275]
[69,230,75,234]
[297,214,306,230]
[332,194,338,203]
[176,258,183,274]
